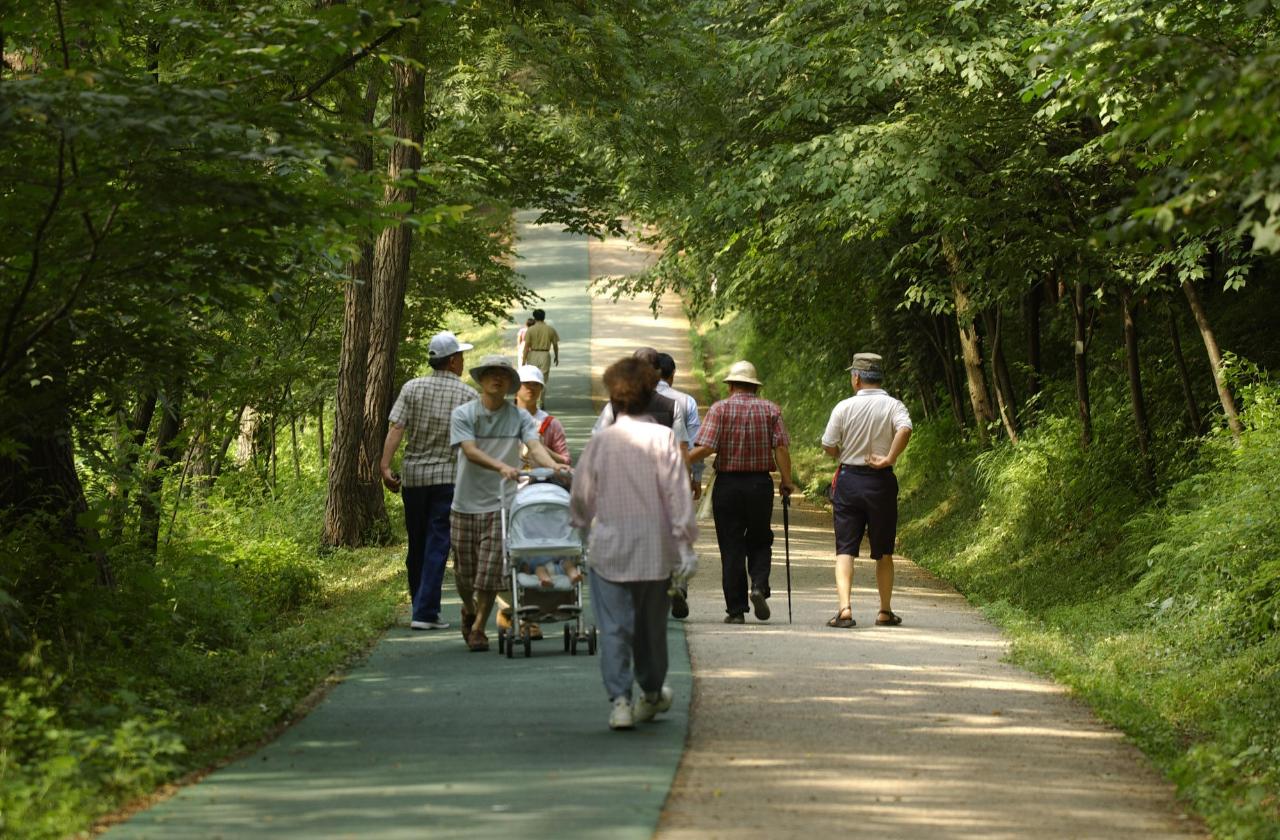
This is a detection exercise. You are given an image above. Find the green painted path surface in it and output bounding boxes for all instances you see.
[109,213,691,839]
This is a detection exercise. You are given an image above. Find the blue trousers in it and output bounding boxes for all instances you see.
[403,484,454,622]
[592,574,670,702]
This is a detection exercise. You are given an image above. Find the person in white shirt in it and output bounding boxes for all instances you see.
[820,353,912,629]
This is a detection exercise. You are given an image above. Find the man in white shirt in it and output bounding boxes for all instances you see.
[820,353,912,629]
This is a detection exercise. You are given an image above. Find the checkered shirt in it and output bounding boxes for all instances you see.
[694,391,790,473]
[388,371,478,487]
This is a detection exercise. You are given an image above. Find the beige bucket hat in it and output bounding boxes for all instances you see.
[469,355,521,394]
[723,360,762,386]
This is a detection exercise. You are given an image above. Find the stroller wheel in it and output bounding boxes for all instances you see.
[505,632,514,658]
[570,633,579,656]
[497,629,506,655]
[522,626,533,658]
[588,625,598,655]
[563,625,571,653]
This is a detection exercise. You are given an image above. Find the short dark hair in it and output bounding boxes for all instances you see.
[525,318,535,327]
[603,357,657,416]
[532,309,546,321]
[428,354,453,371]
[655,353,676,381]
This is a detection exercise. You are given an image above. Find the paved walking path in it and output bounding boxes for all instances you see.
[107,213,691,839]
[110,214,1204,839]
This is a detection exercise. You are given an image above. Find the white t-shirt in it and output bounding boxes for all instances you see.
[821,389,912,466]
[450,400,540,513]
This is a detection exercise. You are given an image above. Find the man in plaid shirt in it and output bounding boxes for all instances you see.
[380,331,477,631]
[689,360,795,624]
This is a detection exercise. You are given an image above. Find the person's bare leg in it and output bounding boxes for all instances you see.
[535,565,554,587]
[563,560,582,583]
[473,590,497,633]
[835,554,855,611]
[875,554,894,614]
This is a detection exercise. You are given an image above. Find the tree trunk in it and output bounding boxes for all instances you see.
[108,390,157,539]
[983,308,1019,444]
[323,76,381,547]
[1182,279,1243,441]
[235,406,260,465]
[361,46,426,535]
[1121,290,1156,491]
[953,283,996,445]
[941,315,967,429]
[1166,298,1205,437]
[317,397,326,472]
[1069,283,1093,446]
[1023,279,1043,400]
[210,404,246,481]
[138,387,183,555]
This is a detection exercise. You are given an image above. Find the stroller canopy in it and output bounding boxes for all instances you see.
[507,482,583,557]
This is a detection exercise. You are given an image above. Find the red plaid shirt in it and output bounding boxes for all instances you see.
[694,392,790,473]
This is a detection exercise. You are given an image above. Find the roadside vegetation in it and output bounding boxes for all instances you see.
[692,306,1280,837]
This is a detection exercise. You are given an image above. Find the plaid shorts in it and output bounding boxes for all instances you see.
[450,509,506,592]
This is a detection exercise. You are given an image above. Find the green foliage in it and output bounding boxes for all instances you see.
[0,452,403,839]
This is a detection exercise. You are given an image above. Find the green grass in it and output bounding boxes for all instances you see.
[691,308,1280,838]
[0,440,404,840]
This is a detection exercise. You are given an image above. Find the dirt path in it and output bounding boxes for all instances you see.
[585,234,1204,839]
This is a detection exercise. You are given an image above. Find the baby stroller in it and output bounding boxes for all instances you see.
[497,469,598,658]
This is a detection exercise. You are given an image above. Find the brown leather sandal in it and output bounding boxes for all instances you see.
[875,610,903,626]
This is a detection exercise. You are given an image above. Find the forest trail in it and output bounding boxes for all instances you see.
[104,214,691,839]
[108,216,1200,840]
[583,231,1202,838]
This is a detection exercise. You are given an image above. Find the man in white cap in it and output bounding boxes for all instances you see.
[380,331,477,631]
[688,360,795,624]
[450,355,568,652]
[821,352,912,628]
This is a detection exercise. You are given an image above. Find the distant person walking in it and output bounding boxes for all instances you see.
[520,309,560,404]
[450,355,567,652]
[570,357,698,730]
[379,331,477,631]
[515,317,535,370]
[689,361,795,624]
[820,353,912,628]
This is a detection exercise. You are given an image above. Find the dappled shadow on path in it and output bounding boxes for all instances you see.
[656,501,1204,839]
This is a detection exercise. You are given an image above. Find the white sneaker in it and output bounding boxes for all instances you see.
[609,696,635,730]
[410,619,450,630]
[633,684,674,723]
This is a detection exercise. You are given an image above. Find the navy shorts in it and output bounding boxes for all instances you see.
[832,466,899,558]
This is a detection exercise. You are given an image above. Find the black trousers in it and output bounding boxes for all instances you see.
[711,471,774,615]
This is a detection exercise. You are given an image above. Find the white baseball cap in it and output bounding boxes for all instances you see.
[517,364,545,386]
[428,331,473,359]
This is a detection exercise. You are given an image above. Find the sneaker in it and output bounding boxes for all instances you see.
[609,696,635,730]
[723,613,745,624]
[750,589,771,621]
[670,587,689,619]
[410,619,450,630]
[633,684,674,723]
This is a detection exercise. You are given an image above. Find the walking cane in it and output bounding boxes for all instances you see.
[782,493,793,624]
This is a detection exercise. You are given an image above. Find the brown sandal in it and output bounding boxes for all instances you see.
[827,607,855,628]
[875,610,903,626]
